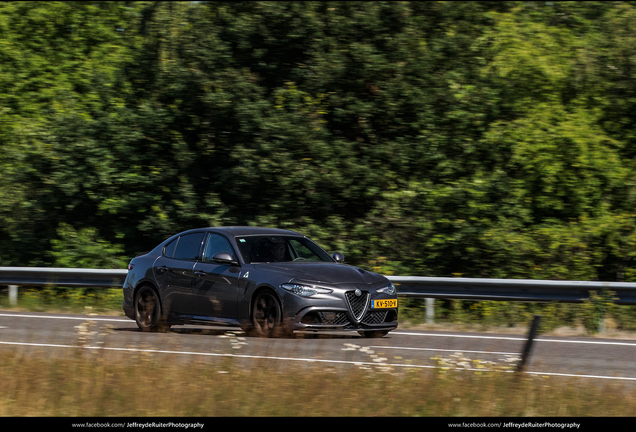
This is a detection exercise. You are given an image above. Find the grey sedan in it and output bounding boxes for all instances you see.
[122,227,398,337]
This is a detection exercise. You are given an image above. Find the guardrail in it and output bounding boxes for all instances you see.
[386,275,636,327]
[2,267,635,303]
[0,267,128,288]
[386,276,636,305]
[1,266,634,333]
[0,267,127,307]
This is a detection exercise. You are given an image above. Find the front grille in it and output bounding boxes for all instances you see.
[345,290,369,321]
[361,310,388,325]
[318,311,349,325]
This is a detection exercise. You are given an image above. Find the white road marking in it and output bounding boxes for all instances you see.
[523,370,636,381]
[393,332,526,341]
[0,340,434,370]
[372,345,519,356]
[1,339,635,382]
[0,313,636,351]
[1,313,635,347]
[393,331,636,347]
[1,316,634,381]
[0,313,129,323]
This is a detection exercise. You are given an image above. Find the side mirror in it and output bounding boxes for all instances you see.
[212,252,238,265]
[332,252,345,263]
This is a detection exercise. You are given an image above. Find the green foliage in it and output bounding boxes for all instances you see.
[3,2,636,330]
[49,223,127,269]
[11,287,123,314]
[581,289,619,335]
[398,297,636,335]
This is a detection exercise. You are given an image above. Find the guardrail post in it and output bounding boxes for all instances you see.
[598,316,606,334]
[517,314,541,374]
[426,298,434,324]
[9,285,18,306]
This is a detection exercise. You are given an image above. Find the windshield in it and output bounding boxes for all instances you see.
[235,235,333,264]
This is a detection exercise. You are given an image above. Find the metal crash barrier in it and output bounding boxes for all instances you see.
[2,267,635,314]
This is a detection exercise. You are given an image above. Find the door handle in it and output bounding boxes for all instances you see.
[156,266,169,272]
[194,270,207,277]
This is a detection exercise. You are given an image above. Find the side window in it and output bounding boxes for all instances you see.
[290,239,321,261]
[202,233,236,262]
[172,232,205,261]
[163,238,178,258]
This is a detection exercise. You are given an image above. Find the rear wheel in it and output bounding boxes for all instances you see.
[134,285,170,332]
[249,290,290,337]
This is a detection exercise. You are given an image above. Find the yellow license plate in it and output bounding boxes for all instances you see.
[372,299,397,309]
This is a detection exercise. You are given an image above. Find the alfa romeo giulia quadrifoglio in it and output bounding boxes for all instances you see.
[122,227,398,337]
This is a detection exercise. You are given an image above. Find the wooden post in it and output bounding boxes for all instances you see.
[517,315,542,373]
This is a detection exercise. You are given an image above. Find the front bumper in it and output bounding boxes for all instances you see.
[281,286,398,332]
[291,306,398,331]
[290,297,398,332]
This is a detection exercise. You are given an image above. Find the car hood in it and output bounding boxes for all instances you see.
[256,262,388,287]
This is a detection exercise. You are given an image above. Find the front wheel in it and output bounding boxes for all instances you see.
[134,285,170,332]
[248,290,291,337]
[358,330,389,338]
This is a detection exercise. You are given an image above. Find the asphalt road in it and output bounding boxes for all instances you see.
[0,310,635,383]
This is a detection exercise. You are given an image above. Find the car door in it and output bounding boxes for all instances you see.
[153,232,205,315]
[191,232,241,318]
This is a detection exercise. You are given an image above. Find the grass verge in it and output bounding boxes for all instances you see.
[0,286,124,315]
[0,346,635,417]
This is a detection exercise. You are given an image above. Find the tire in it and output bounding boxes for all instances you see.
[358,330,389,338]
[249,290,290,337]
[134,285,170,332]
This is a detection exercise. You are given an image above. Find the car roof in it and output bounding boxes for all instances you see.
[201,226,303,237]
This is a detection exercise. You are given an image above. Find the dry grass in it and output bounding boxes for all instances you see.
[0,346,634,417]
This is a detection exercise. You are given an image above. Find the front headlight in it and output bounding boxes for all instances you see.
[281,283,333,297]
[377,282,396,296]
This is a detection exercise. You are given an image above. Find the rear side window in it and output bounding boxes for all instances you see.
[163,238,178,257]
[169,232,205,261]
